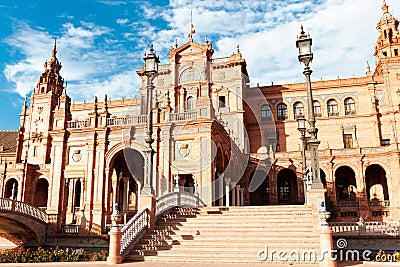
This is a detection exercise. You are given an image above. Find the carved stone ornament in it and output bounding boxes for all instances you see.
[179,143,190,157]
[72,150,82,162]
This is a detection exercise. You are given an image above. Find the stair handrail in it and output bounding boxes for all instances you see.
[0,198,47,223]
[155,191,206,218]
[120,208,150,256]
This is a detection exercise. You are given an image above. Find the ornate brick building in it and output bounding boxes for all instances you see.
[0,2,399,235]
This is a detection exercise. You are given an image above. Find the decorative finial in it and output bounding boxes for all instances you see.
[150,43,154,53]
[52,37,57,59]
[300,24,305,34]
[188,10,195,39]
[205,35,209,45]
[366,61,371,72]
[174,39,178,48]
[236,44,240,54]
[382,0,389,13]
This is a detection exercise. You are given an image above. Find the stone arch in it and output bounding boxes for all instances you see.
[277,168,298,204]
[108,147,144,212]
[249,170,270,205]
[335,165,357,201]
[365,164,389,201]
[35,178,49,209]
[105,141,147,170]
[4,178,19,199]
[293,100,306,119]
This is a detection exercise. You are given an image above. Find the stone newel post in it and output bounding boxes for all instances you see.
[107,203,123,264]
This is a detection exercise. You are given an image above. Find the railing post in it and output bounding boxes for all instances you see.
[139,195,156,231]
[107,204,123,265]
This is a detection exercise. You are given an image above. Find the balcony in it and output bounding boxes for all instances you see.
[67,120,89,129]
[170,111,197,122]
[106,115,147,126]
[328,112,339,117]
[368,200,390,207]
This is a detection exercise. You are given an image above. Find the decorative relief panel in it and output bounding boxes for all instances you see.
[180,67,201,83]
[68,146,86,165]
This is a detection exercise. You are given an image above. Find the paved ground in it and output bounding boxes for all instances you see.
[0,261,398,267]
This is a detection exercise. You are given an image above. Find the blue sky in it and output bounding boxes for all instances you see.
[0,0,399,130]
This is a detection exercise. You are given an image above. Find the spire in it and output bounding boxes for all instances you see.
[382,0,389,13]
[52,38,57,59]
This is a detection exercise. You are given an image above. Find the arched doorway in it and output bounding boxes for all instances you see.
[110,148,143,213]
[249,170,270,205]
[365,164,389,201]
[335,166,357,201]
[4,178,18,199]
[277,169,298,204]
[213,147,225,206]
[35,178,49,209]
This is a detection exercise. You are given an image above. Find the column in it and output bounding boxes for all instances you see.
[218,174,224,206]
[231,182,236,206]
[123,177,129,211]
[179,89,185,112]
[225,178,231,207]
[236,185,240,206]
[240,188,244,206]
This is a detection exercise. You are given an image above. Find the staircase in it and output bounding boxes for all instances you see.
[125,205,321,264]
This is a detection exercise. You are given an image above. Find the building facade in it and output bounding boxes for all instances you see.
[0,3,399,235]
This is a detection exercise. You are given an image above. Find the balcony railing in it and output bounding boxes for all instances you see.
[170,111,197,122]
[368,200,390,207]
[337,201,360,208]
[67,120,89,129]
[328,112,339,117]
[106,115,147,126]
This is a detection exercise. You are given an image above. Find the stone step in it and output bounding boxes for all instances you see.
[134,242,320,250]
[125,206,321,264]
[141,234,319,240]
[124,254,320,264]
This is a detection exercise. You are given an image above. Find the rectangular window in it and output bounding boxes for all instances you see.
[381,139,390,146]
[33,146,38,157]
[219,96,226,108]
[343,134,353,148]
[395,49,399,57]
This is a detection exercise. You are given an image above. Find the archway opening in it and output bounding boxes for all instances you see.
[110,148,143,213]
[365,164,389,201]
[277,169,298,204]
[249,170,270,206]
[35,178,49,209]
[335,166,357,201]
[4,178,18,199]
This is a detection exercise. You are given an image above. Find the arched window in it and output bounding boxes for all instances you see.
[36,178,49,208]
[293,102,304,119]
[313,101,322,117]
[344,98,356,115]
[4,178,18,199]
[327,99,338,116]
[261,105,272,121]
[186,96,195,111]
[277,103,287,121]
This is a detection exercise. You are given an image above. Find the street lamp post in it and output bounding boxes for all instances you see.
[296,26,324,190]
[297,115,309,204]
[142,44,159,195]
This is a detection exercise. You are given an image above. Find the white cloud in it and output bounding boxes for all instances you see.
[3,21,141,101]
[3,0,400,105]
[116,18,129,25]
[152,0,400,85]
